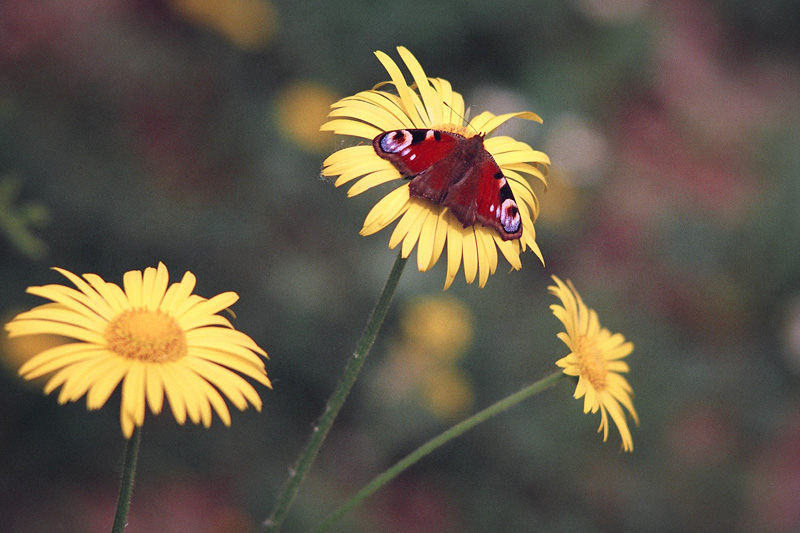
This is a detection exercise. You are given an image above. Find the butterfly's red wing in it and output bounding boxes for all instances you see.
[472,156,523,240]
[373,129,522,241]
[373,129,461,203]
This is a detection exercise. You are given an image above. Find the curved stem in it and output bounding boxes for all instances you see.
[264,253,408,532]
[314,371,565,532]
[112,425,142,533]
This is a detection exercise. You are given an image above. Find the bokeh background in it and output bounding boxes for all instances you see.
[2,0,800,531]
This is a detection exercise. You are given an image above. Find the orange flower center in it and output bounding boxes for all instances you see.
[575,336,607,390]
[434,123,471,137]
[105,309,187,363]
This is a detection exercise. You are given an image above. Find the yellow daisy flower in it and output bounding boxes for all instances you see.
[4,263,271,438]
[321,46,550,289]
[549,276,639,452]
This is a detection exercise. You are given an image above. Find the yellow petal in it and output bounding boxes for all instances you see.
[196,377,233,425]
[121,410,135,439]
[326,101,405,131]
[361,185,411,234]
[334,160,392,188]
[186,336,268,367]
[416,209,440,271]
[347,168,403,196]
[180,313,233,331]
[460,228,478,284]
[176,291,239,326]
[189,347,270,387]
[169,294,205,322]
[475,230,491,287]
[10,306,106,335]
[397,46,440,126]
[445,223,464,290]
[86,359,130,409]
[422,208,449,272]
[333,91,413,129]
[494,237,522,271]
[470,111,542,134]
[428,78,466,125]
[322,145,375,172]
[160,363,188,424]
[177,368,207,425]
[123,269,144,309]
[141,265,158,310]
[55,356,113,403]
[388,201,426,250]
[121,361,147,427]
[51,268,116,318]
[319,119,382,140]
[400,208,427,259]
[185,358,251,410]
[506,163,548,189]
[374,49,423,127]
[190,359,261,410]
[494,148,550,167]
[26,284,112,323]
[159,270,197,315]
[83,274,130,314]
[187,325,267,353]
[478,228,498,275]
[18,343,102,378]
[506,172,539,220]
[145,365,165,414]
[7,320,106,345]
[143,262,170,311]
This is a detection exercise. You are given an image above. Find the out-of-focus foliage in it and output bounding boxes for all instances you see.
[0,175,48,259]
[2,0,800,531]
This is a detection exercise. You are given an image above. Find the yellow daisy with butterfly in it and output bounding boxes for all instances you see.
[321,46,550,288]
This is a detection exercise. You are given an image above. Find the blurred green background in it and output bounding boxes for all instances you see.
[2,0,800,531]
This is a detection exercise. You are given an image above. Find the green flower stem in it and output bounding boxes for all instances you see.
[313,370,566,532]
[264,253,408,532]
[111,425,142,533]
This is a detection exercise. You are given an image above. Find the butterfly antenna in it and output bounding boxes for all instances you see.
[442,101,475,132]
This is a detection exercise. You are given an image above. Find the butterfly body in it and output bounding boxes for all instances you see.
[373,129,523,241]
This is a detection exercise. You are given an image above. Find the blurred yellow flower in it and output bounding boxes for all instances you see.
[549,276,638,451]
[371,296,475,419]
[420,367,474,420]
[321,46,549,289]
[1,325,65,380]
[401,295,473,361]
[533,170,583,228]
[5,263,271,438]
[168,0,278,51]
[276,82,338,152]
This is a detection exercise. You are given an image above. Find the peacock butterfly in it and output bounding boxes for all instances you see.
[373,129,523,241]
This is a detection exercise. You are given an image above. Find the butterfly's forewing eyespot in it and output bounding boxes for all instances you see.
[376,130,413,154]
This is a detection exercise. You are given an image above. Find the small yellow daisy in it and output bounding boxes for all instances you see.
[5,263,271,438]
[549,276,639,452]
[321,46,550,289]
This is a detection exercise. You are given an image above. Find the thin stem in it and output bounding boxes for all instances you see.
[111,425,142,533]
[314,370,566,532]
[264,253,408,532]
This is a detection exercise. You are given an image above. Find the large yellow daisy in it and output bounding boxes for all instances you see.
[4,263,271,438]
[549,276,639,452]
[321,46,550,289]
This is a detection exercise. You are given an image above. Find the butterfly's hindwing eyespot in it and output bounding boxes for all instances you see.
[497,181,521,233]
